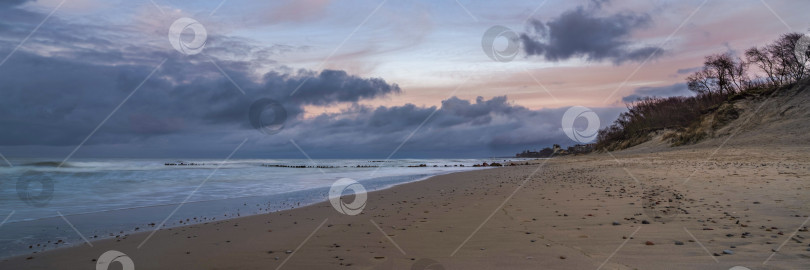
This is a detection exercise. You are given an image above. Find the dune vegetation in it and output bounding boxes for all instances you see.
[596,33,810,151]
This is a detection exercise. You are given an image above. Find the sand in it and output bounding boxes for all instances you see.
[2,145,809,270]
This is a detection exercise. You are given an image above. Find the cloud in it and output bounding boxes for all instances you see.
[0,0,630,158]
[520,4,663,64]
[588,0,611,9]
[676,66,702,75]
[621,83,693,103]
[277,96,624,158]
[261,0,333,24]
[0,46,625,158]
[0,0,30,8]
[0,49,401,144]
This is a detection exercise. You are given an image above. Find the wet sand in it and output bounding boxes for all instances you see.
[2,145,809,269]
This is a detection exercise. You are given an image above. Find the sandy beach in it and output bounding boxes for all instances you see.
[4,0,810,269]
[2,142,808,270]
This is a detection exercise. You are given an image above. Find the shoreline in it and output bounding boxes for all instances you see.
[0,165,506,260]
[2,147,808,269]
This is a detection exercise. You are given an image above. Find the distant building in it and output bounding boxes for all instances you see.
[567,144,595,154]
[515,147,554,158]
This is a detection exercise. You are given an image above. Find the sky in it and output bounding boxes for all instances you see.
[0,0,808,159]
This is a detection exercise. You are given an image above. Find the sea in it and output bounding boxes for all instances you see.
[0,157,527,258]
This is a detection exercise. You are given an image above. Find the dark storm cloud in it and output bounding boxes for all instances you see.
[588,0,610,9]
[283,69,401,106]
[520,3,663,64]
[0,49,400,146]
[0,0,30,8]
[676,66,702,75]
[621,83,693,103]
[281,96,624,158]
[0,46,624,157]
[0,3,625,158]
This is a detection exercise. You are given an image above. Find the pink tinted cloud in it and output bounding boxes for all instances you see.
[263,0,333,24]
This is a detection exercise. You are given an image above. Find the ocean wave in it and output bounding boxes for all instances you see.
[23,161,71,168]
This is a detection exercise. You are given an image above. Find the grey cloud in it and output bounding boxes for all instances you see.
[0,3,626,158]
[589,0,611,9]
[621,83,693,103]
[0,0,30,8]
[283,69,401,106]
[0,45,624,158]
[0,5,400,152]
[676,66,702,75]
[0,50,400,147]
[520,4,662,64]
[274,96,624,158]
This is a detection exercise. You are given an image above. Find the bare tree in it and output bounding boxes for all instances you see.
[686,68,716,95]
[776,33,808,83]
[746,46,782,86]
[687,53,748,95]
[746,33,809,87]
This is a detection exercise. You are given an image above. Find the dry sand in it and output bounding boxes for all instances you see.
[2,144,808,270]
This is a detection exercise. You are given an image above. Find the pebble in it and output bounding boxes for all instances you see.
[645,241,654,245]
[674,241,684,245]
[723,250,734,255]
[612,221,621,226]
